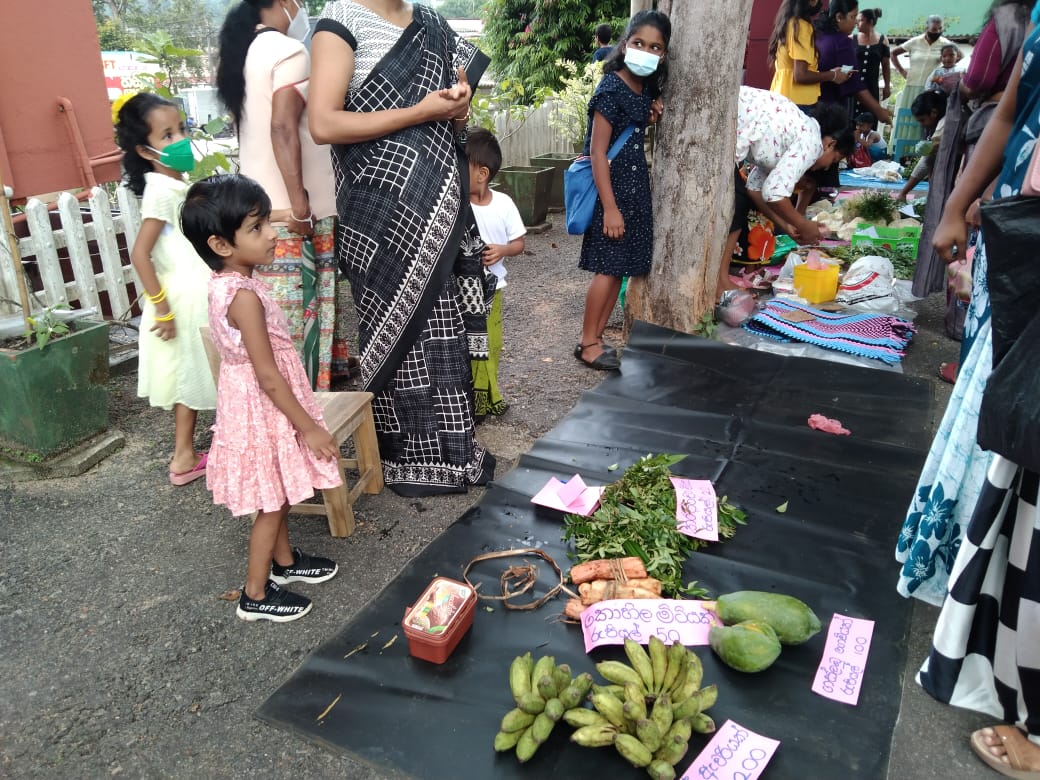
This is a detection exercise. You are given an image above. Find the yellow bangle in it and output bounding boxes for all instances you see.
[146,288,167,305]
[154,311,175,322]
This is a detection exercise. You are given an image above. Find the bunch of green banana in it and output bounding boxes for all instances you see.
[493,652,594,762]
[567,637,718,780]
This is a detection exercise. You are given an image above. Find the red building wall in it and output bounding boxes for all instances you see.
[745,0,785,89]
[0,2,121,199]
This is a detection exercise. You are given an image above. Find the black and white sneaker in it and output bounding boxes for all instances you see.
[270,547,338,585]
[236,580,312,623]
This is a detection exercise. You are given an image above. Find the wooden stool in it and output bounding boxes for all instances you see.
[199,326,382,537]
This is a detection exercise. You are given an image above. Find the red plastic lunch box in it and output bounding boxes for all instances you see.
[402,577,477,664]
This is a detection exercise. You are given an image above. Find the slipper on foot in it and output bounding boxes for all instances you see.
[574,343,620,371]
[938,362,958,384]
[169,452,208,486]
[971,726,1040,779]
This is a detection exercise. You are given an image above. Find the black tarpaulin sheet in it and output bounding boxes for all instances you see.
[256,321,935,779]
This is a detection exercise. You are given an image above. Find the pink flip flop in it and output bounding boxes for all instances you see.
[169,452,208,487]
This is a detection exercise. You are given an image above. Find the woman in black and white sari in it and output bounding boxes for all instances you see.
[309,0,495,496]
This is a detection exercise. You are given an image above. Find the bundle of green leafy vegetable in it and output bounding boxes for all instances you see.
[846,190,897,225]
[825,243,917,280]
[562,454,746,598]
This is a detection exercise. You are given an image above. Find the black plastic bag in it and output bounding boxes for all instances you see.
[976,197,1040,471]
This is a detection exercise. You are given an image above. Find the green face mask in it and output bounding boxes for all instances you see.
[147,137,195,173]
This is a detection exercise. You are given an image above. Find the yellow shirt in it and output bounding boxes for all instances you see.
[770,19,820,106]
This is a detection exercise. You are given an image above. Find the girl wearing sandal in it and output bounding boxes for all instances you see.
[575,10,669,371]
[913,5,1040,776]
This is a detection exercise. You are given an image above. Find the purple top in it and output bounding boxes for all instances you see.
[962,20,1012,95]
[815,30,865,103]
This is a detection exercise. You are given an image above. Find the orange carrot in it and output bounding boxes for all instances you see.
[569,557,647,585]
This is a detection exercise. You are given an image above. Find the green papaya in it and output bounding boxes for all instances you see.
[714,591,821,645]
[708,620,782,673]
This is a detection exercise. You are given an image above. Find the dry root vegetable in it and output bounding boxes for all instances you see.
[569,557,647,585]
[579,580,663,605]
[564,598,587,621]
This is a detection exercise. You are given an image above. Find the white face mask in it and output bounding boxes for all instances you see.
[624,47,660,78]
[285,0,309,42]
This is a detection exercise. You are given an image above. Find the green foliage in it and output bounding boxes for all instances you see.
[846,190,897,225]
[96,18,138,51]
[136,30,204,92]
[469,78,553,139]
[547,60,603,147]
[693,311,718,339]
[824,243,917,281]
[563,454,747,598]
[482,0,628,94]
[24,307,71,350]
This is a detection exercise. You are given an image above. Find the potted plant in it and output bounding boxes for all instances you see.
[1,181,112,459]
[494,164,555,227]
[468,77,556,226]
[525,61,604,211]
[0,307,111,458]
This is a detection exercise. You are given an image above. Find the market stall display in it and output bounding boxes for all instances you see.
[256,322,934,779]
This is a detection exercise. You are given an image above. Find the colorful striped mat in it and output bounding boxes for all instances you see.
[744,299,915,364]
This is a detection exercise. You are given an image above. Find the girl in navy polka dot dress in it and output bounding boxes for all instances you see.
[575,10,670,371]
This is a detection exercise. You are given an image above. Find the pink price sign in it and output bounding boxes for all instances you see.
[681,719,780,780]
[671,477,718,541]
[579,599,721,653]
[811,613,875,705]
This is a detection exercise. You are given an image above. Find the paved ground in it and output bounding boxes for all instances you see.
[1,224,989,779]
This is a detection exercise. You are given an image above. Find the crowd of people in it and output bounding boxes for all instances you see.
[110,0,1040,773]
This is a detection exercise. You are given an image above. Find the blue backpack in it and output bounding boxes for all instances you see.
[563,125,637,235]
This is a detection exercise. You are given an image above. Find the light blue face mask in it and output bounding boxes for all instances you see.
[624,47,660,78]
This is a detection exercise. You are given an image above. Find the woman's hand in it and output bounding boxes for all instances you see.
[791,219,827,245]
[419,88,471,123]
[303,426,339,461]
[648,98,664,125]
[933,209,969,264]
[877,107,893,125]
[603,206,625,240]
[882,84,891,100]
[288,213,314,238]
[831,68,851,85]
[422,67,472,122]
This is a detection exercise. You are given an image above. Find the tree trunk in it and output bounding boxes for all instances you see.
[630,0,653,14]
[625,0,754,335]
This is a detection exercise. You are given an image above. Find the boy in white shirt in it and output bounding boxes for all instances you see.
[467,128,526,419]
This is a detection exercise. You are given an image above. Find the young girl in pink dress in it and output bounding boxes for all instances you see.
[181,174,342,623]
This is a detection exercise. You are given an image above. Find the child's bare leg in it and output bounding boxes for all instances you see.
[580,274,622,361]
[273,511,294,569]
[245,504,289,600]
[170,403,200,474]
[717,230,741,301]
[594,275,623,343]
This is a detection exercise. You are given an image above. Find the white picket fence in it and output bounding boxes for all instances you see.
[494,100,577,168]
[0,186,141,318]
[0,104,570,320]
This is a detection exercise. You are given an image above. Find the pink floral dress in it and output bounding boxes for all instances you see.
[207,273,342,516]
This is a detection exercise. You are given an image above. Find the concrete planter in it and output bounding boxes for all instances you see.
[495,165,555,227]
[529,152,578,209]
[0,319,110,457]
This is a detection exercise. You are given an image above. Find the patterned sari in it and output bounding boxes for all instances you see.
[255,217,350,392]
[317,2,494,496]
